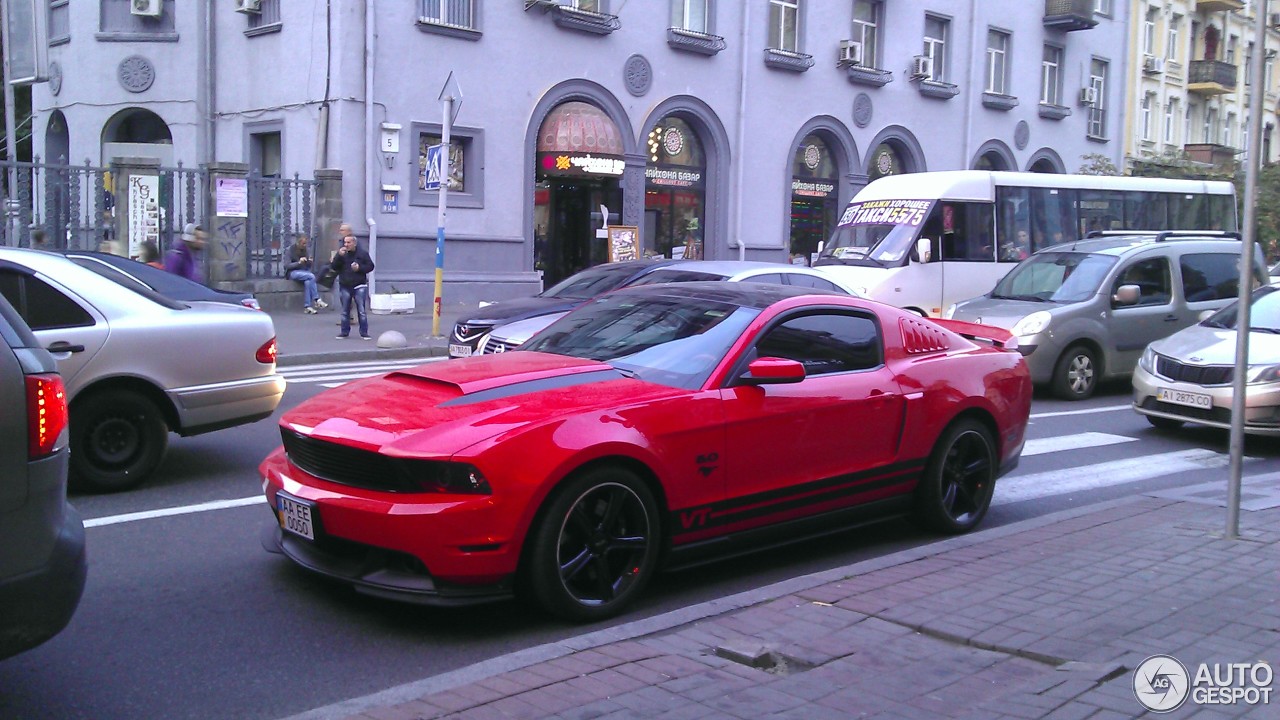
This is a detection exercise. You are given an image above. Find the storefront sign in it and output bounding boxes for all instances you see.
[646,166,703,188]
[791,178,836,198]
[127,174,159,258]
[539,152,625,177]
[837,199,933,228]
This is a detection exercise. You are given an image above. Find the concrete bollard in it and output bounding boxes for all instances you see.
[376,330,407,349]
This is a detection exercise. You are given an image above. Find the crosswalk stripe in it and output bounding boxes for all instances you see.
[281,357,446,383]
[1021,432,1136,457]
[281,356,440,374]
[995,448,1242,505]
[1030,403,1130,419]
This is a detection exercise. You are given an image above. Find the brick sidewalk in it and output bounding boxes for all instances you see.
[286,484,1280,720]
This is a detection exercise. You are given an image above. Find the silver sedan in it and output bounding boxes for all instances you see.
[0,248,285,491]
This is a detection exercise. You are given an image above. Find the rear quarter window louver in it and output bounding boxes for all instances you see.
[899,317,950,355]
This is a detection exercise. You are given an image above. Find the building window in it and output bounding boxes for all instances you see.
[1087,59,1107,139]
[986,29,1009,95]
[1164,100,1177,144]
[421,0,474,29]
[1093,0,1111,15]
[49,0,71,45]
[249,130,282,178]
[1204,107,1217,144]
[923,15,948,82]
[410,123,484,209]
[851,1,881,68]
[671,0,709,33]
[246,0,282,35]
[1246,42,1254,86]
[1142,8,1156,57]
[1041,45,1062,105]
[1225,112,1236,148]
[1167,15,1180,61]
[769,0,800,52]
[1141,93,1154,142]
[1268,51,1276,88]
[98,0,177,40]
[562,0,603,10]
[1185,103,1195,146]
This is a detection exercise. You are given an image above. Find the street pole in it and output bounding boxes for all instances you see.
[1227,1,1267,539]
[431,94,452,337]
[1,0,20,247]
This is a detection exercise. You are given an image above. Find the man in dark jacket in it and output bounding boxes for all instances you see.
[284,234,326,314]
[330,228,375,339]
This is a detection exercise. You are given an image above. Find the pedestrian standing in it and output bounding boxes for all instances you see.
[330,228,375,340]
[164,223,207,283]
[284,233,327,314]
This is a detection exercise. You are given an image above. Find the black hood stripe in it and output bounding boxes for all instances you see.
[436,369,625,408]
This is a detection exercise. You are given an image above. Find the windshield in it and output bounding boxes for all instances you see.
[68,256,188,310]
[815,199,934,267]
[990,252,1118,303]
[522,294,759,390]
[1201,286,1280,333]
[541,263,652,299]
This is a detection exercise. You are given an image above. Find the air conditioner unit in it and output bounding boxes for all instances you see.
[131,0,162,17]
[1143,55,1165,74]
[235,0,262,14]
[1079,87,1098,105]
[839,40,864,67]
[910,55,934,80]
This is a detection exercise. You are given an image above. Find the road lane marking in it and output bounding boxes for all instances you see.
[282,357,448,384]
[1021,432,1137,457]
[995,448,1248,505]
[84,495,265,528]
[281,356,444,374]
[1030,403,1130,419]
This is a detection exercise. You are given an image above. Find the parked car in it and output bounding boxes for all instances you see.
[60,250,260,309]
[449,259,680,358]
[261,282,1031,620]
[478,260,862,354]
[1133,284,1280,435]
[0,248,286,492]
[0,291,85,660]
[945,232,1269,400]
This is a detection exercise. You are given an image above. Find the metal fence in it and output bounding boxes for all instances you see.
[1,159,318,280]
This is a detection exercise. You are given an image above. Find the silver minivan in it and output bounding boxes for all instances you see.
[945,232,1268,400]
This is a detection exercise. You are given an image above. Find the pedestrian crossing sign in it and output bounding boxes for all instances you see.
[424,144,443,191]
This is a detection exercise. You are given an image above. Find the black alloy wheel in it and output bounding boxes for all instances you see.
[527,468,660,621]
[1052,344,1099,400]
[70,389,168,493]
[916,419,996,534]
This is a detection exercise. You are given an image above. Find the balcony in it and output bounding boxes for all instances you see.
[764,48,814,72]
[1183,142,1238,170]
[1187,60,1238,96]
[1195,0,1245,12]
[846,64,893,87]
[550,5,620,35]
[1043,0,1097,32]
[667,27,726,56]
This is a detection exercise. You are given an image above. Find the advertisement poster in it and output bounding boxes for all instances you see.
[836,199,934,228]
[607,226,640,262]
[216,177,249,217]
[127,175,159,259]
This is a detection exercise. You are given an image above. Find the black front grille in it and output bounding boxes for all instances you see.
[1156,356,1233,386]
[282,428,420,492]
[482,339,519,355]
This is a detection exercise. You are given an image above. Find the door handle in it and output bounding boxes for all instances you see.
[47,341,85,354]
[1163,314,1179,322]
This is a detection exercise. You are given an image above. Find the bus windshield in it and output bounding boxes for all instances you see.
[990,252,1119,304]
[816,199,935,267]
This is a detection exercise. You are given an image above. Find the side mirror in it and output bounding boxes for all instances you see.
[738,357,806,386]
[1112,283,1140,306]
[916,237,932,264]
[816,241,825,254]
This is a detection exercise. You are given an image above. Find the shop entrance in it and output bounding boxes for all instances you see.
[537,177,621,287]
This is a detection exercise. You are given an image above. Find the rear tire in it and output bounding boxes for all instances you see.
[526,467,660,622]
[70,389,168,493]
[1052,345,1098,400]
[915,419,996,534]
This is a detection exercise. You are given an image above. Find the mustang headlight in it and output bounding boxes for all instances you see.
[406,461,491,495]
[1011,311,1052,337]
[1246,364,1280,384]
[1139,346,1157,374]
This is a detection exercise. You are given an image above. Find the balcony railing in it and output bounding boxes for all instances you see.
[1188,60,1237,95]
[1195,0,1245,12]
[667,27,726,56]
[1044,0,1097,31]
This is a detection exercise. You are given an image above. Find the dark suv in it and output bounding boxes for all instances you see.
[0,291,85,660]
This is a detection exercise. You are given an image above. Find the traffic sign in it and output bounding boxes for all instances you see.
[424,144,442,190]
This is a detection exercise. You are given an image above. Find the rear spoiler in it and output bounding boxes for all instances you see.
[932,318,1020,352]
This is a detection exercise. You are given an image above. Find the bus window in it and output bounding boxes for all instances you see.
[1170,193,1206,229]
[1206,194,1237,231]
[1079,190,1124,234]
[1030,187,1077,251]
[935,202,995,262]
[996,187,1031,261]
[1126,191,1168,230]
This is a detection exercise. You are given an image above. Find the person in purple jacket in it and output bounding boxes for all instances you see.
[164,223,207,283]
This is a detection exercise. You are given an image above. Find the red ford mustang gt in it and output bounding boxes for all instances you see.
[261,282,1031,620]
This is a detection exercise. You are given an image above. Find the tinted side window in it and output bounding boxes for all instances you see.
[1113,257,1172,306]
[786,274,844,293]
[0,271,93,330]
[746,273,786,285]
[1181,253,1246,303]
[756,312,882,375]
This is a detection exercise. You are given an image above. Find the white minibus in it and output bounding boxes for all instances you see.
[813,171,1237,317]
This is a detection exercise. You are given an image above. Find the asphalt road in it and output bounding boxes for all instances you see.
[1,368,1276,720]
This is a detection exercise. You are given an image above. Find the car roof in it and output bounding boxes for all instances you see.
[608,279,844,309]
[656,260,817,277]
[1039,232,1243,257]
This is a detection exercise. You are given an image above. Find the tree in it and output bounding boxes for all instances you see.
[1077,153,1120,176]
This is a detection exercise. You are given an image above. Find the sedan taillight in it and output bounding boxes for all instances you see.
[256,337,278,364]
[27,373,68,460]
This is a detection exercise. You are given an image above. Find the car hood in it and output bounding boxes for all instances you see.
[281,352,685,456]
[459,296,581,326]
[490,312,567,345]
[949,296,1058,330]
[1151,324,1280,366]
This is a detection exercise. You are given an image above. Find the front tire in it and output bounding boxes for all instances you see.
[1052,345,1098,400]
[70,389,169,493]
[526,467,660,622]
[915,419,996,534]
